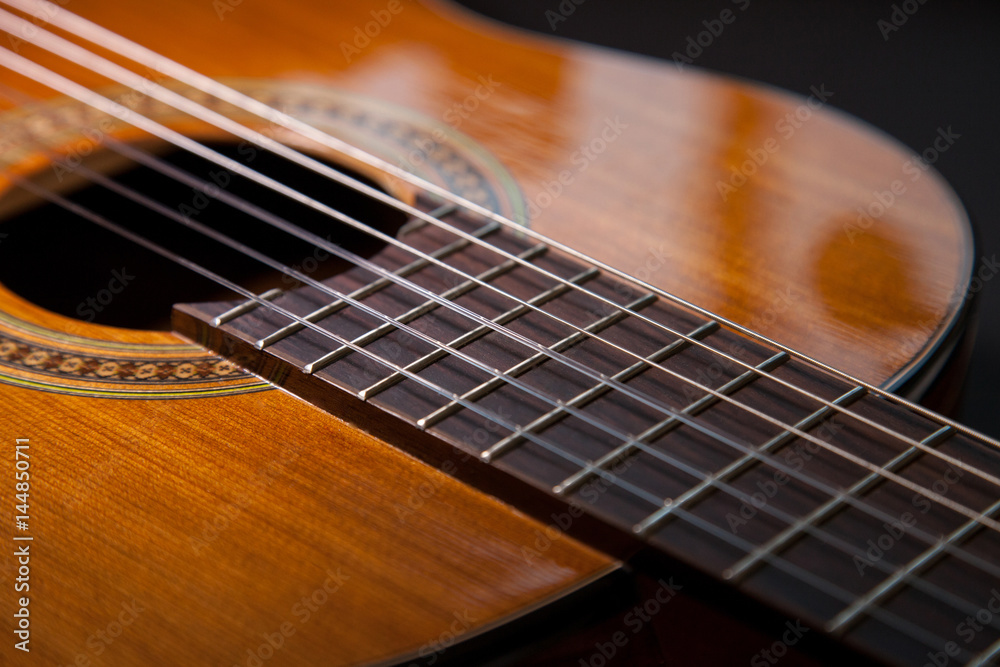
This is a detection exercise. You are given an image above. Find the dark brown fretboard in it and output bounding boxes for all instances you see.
[174,201,1000,667]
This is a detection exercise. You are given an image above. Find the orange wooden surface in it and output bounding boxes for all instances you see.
[0,0,974,664]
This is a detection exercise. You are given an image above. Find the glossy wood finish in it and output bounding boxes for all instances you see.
[0,0,972,387]
[0,0,978,665]
[2,380,617,665]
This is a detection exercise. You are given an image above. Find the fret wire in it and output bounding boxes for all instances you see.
[99,133,483,353]
[15,71,1000,596]
[552,351,789,496]
[2,38,798,488]
[255,204,474,349]
[7,7,1000,659]
[634,386,869,537]
[15,93,947,560]
[7,7,995,502]
[661,500,968,660]
[29,48,931,545]
[212,288,282,327]
[827,496,1000,635]
[11,70,1000,620]
[417,290,659,430]
[480,318,719,460]
[363,267,602,403]
[725,425,954,583]
[302,241,549,376]
[11,4,1000,530]
[8,169,675,513]
[969,637,1000,667]
[9,96,995,663]
[64,99,1000,560]
[7,27,1000,526]
[651,430,1000,643]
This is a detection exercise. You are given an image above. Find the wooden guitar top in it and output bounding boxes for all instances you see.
[0,0,975,664]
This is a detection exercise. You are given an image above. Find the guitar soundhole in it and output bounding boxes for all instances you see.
[0,142,408,330]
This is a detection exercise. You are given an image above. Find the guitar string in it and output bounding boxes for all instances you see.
[1,68,1000,664]
[3,1,996,656]
[3,73,1000,636]
[3,20,1000,538]
[3,160,993,657]
[1,15,1000,636]
[5,0,996,476]
[5,28,1000,600]
[0,10,1000,516]
[6,49,1000,563]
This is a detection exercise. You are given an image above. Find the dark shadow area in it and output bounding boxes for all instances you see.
[453,0,1000,439]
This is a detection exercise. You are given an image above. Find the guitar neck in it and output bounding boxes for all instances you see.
[174,197,1000,667]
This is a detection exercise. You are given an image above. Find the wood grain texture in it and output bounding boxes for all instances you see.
[0,0,977,664]
[0,0,972,388]
[4,381,615,665]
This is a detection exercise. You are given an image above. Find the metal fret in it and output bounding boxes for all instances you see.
[360,265,603,401]
[256,206,491,349]
[633,385,869,537]
[302,241,548,375]
[413,289,657,429]
[212,287,282,326]
[827,494,1000,634]
[480,318,720,462]
[724,424,953,583]
[969,637,1000,666]
[553,351,790,496]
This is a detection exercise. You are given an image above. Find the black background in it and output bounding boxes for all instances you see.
[452,0,1000,439]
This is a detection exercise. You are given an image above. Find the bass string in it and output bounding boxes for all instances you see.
[1,138,992,660]
[3,82,1000,649]
[0,11,996,636]
[5,0,994,470]
[2,10,999,530]
[4,45,1000,560]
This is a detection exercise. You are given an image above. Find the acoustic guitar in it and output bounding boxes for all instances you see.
[0,0,998,665]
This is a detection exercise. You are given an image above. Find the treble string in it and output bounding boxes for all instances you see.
[2,10,999,540]
[6,40,1000,562]
[2,122,994,663]
[1,5,1000,652]
[3,0,992,469]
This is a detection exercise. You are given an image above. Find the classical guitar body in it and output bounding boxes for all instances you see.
[0,1,993,666]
